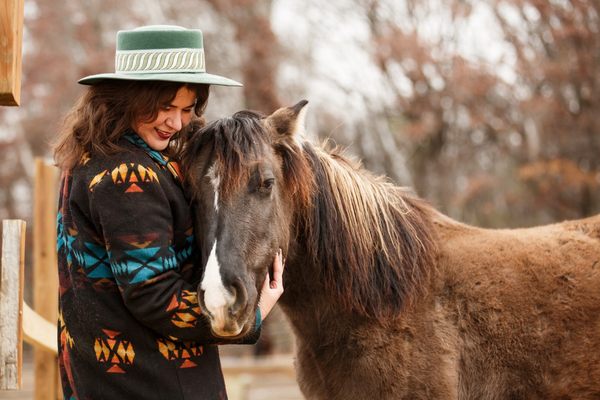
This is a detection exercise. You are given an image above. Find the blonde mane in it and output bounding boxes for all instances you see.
[297,143,438,318]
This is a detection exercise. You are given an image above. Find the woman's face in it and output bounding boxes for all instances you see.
[133,85,197,151]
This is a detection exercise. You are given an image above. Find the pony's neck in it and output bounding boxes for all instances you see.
[290,142,438,320]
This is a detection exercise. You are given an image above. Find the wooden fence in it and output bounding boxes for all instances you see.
[0,219,25,390]
[0,160,60,398]
[0,0,25,106]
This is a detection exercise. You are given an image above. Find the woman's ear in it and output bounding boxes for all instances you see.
[265,100,309,140]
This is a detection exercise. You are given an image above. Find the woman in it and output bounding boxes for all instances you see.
[54,25,284,399]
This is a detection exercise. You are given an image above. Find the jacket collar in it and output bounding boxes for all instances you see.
[123,132,183,182]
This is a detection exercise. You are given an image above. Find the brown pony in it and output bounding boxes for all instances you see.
[182,101,600,400]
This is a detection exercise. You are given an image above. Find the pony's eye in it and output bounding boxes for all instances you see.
[262,178,275,190]
[258,178,275,194]
[251,172,275,195]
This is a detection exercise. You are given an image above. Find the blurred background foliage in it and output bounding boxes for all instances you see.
[0,0,599,355]
[2,0,598,227]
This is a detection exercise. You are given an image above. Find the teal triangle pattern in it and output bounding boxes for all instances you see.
[110,246,178,284]
[57,212,112,278]
[174,234,194,263]
[72,241,112,279]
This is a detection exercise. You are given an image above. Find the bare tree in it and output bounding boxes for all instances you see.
[204,0,282,113]
[355,0,599,226]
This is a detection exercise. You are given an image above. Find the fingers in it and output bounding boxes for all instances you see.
[262,271,271,291]
[271,249,284,289]
[258,250,285,320]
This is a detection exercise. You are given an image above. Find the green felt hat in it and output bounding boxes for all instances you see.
[78,25,242,87]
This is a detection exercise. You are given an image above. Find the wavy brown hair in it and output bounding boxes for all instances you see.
[54,80,210,170]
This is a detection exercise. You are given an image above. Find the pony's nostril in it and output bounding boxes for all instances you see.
[196,285,212,319]
[228,284,237,317]
[229,278,248,317]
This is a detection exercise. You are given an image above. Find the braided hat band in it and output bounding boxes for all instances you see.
[116,48,205,74]
[78,25,241,87]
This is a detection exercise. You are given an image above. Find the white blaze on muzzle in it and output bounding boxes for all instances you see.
[200,241,235,330]
[201,165,243,336]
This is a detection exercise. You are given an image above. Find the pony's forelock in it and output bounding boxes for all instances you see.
[184,110,315,208]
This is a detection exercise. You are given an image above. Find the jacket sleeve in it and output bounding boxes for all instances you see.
[89,161,260,344]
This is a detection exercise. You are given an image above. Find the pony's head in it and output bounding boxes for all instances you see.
[182,101,312,337]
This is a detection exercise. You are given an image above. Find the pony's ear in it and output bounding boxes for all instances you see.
[266,100,308,139]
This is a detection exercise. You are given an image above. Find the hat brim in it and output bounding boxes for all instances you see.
[78,72,242,86]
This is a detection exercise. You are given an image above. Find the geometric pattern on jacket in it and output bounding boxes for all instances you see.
[57,133,260,400]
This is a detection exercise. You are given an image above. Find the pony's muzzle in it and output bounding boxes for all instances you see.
[197,278,249,337]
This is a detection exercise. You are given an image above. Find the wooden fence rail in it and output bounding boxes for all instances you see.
[32,160,60,400]
[0,0,25,106]
[0,219,58,391]
[0,220,25,390]
[0,160,64,399]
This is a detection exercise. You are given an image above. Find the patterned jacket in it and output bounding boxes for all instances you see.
[57,133,260,400]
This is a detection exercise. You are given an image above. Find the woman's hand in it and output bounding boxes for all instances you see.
[258,249,285,320]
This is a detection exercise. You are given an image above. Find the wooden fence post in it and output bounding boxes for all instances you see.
[0,0,25,106]
[0,219,26,390]
[33,159,60,400]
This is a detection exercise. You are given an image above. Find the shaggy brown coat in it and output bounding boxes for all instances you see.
[183,101,600,400]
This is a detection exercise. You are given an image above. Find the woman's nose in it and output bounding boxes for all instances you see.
[165,112,182,131]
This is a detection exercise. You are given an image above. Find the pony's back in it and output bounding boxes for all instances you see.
[433,213,600,398]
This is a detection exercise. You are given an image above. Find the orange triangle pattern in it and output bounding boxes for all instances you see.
[110,163,159,186]
[89,170,108,192]
[167,161,183,181]
[102,329,121,339]
[156,338,204,362]
[125,183,144,193]
[180,360,197,369]
[106,364,126,374]
[166,294,179,312]
[130,240,153,249]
